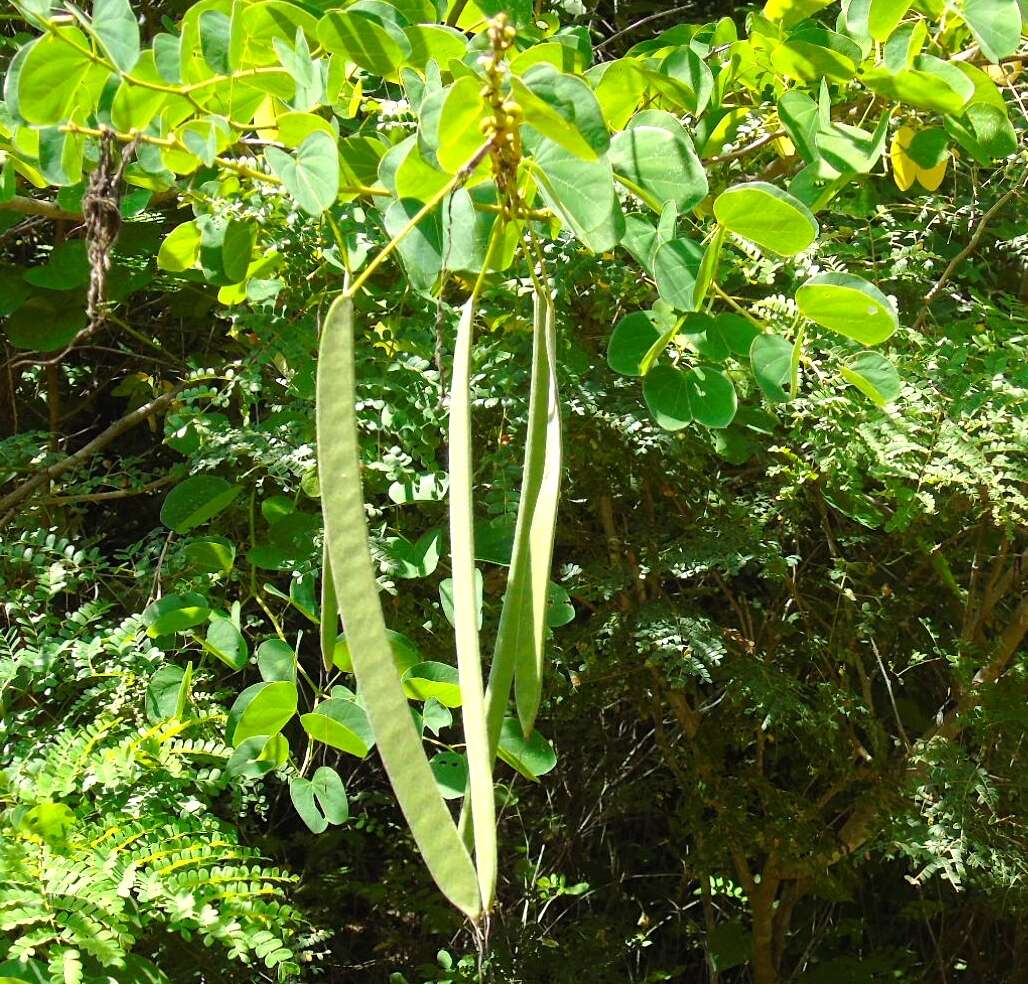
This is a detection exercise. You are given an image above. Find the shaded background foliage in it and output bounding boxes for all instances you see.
[1,0,1027,981]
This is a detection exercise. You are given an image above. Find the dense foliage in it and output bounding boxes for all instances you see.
[0,0,1026,981]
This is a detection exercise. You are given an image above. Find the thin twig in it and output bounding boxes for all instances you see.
[913,177,1027,331]
[0,383,186,524]
[595,5,696,51]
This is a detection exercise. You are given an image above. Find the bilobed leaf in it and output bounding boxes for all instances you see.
[142,593,211,637]
[960,0,1022,62]
[686,367,737,429]
[401,661,462,707]
[258,639,296,682]
[226,680,298,746]
[92,0,141,72]
[5,293,87,352]
[300,697,375,756]
[525,133,623,253]
[146,665,187,723]
[497,717,557,780]
[317,294,481,918]
[653,238,704,311]
[227,733,288,779]
[17,27,110,125]
[160,475,242,533]
[713,182,818,256]
[312,765,349,823]
[430,751,469,799]
[184,536,235,574]
[867,0,913,40]
[608,124,707,213]
[796,273,899,345]
[750,333,793,403]
[206,616,248,670]
[514,63,609,160]
[643,364,693,430]
[289,776,328,834]
[265,131,340,216]
[317,9,411,75]
[607,310,668,377]
[840,351,902,405]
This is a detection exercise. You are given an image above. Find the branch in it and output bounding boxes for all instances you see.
[0,195,82,221]
[0,384,186,524]
[34,474,176,506]
[705,130,786,165]
[913,178,1027,331]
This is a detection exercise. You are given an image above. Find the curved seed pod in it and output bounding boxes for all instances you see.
[448,296,498,908]
[317,293,481,920]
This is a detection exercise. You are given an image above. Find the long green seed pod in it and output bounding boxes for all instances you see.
[317,293,482,919]
[459,282,562,848]
[320,544,338,671]
[448,296,498,909]
[508,284,562,734]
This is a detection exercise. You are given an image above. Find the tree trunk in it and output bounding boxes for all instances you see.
[751,879,780,984]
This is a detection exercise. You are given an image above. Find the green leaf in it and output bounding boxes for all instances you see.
[796,273,898,345]
[713,182,818,256]
[867,0,913,40]
[24,241,90,291]
[141,593,211,637]
[160,475,242,533]
[439,570,484,629]
[862,63,972,114]
[384,197,444,294]
[16,27,110,125]
[546,583,576,628]
[961,0,1022,62]
[157,221,201,273]
[945,103,1017,164]
[653,238,703,311]
[257,639,296,683]
[402,661,462,707]
[291,765,349,833]
[199,10,232,73]
[317,294,481,918]
[226,680,298,746]
[38,127,84,187]
[430,751,469,800]
[497,718,557,780]
[525,133,623,253]
[687,367,737,429]
[146,665,187,723]
[265,131,340,216]
[404,23,467,70]
[184,535,236,575]
[227,733,289,779]
[750,333,793,403]
[206,616,248,670]
[607,309,670,377]
[382,527,442,578]
[92,0,140,72]
[513,63,609,160]
[771,38,858,82]
[289,777,323,833]
[317,9,411,75]
[5,293,87,352]
[312,765,349,822]
[643,364,692,430]
[301,697,375,756]
[609,124,707,213]
[840,351,902,406]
